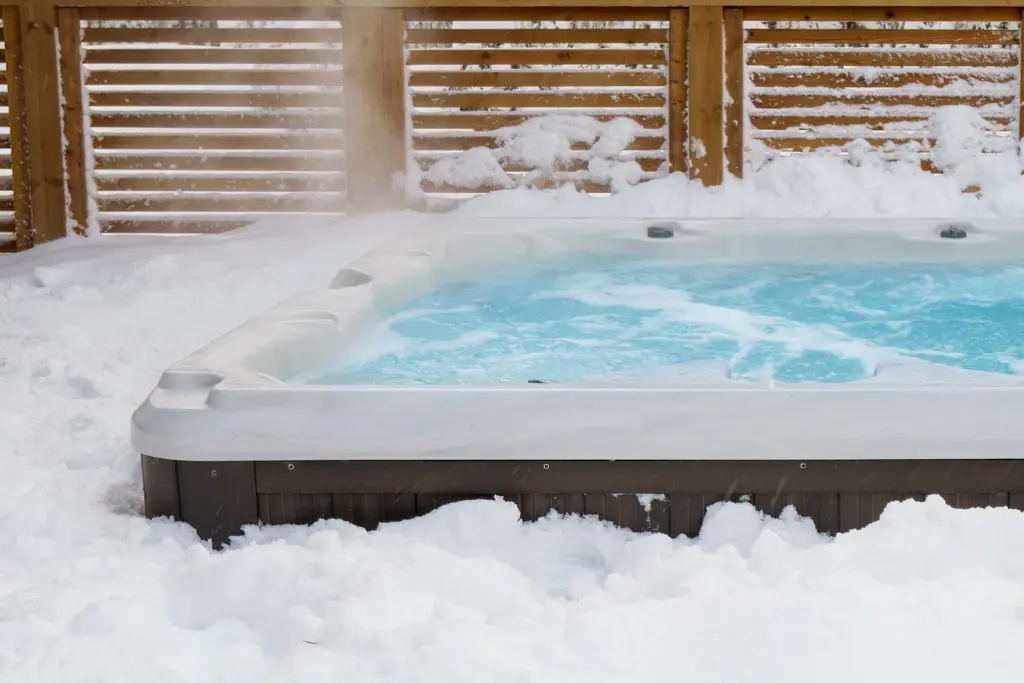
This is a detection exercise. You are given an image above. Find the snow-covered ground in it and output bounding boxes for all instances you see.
[4,167,1024,681]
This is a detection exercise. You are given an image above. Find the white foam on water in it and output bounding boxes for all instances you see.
[541,275,900,377]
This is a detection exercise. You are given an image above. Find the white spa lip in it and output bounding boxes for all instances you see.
[131,217,1024,463]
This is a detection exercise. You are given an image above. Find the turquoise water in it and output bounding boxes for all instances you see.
[311,258,1024,385]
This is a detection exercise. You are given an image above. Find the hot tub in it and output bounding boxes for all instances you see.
[133,217,1024,547]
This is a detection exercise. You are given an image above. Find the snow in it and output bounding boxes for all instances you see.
[424,115,652,190]
[6,158,1024,679]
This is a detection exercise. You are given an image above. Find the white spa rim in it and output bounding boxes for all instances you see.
[131,217,1024,463]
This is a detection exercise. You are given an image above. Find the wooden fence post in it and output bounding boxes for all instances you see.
[1019,9,1024,149]
[668,8,688,174]
[342,8,407,213]
[3,6,32,251]
[19,2,66,244]
[58,7,89,236]
[724,7,744,179]
[687,6,725,186]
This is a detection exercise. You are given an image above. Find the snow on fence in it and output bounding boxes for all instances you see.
[2,3,1023,251]
[404,8,672,194]
[742,8,1021,170]
[80,7,346,235]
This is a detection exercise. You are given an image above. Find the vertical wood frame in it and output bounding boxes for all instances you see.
[1019,9,1024,147]
[668,8,688,174]
[58,7,89,236]
[19,2,66,244]
[687,6,725,185]
[342,7,408,213]
[724,7,744,179]
[3,6,31,251]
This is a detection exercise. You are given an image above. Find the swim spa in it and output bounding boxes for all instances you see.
[133,218,1024,547]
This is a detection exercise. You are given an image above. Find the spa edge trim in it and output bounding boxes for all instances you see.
[143,456,1024,548]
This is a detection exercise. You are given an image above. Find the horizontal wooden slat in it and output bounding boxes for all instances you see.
[80,7,343,21]
[412,91,664,108]
[93,154,344,172]
[83,28,342,44]
[743,7,1022,21]
[748,49,1018,67]
[89,112,344,129]
[0,135,13,149]
[405,28,667,44]
[408,69,666,87]
[750,70,1016,88]
[100,219,255,234]
[97,195,344,213]
[412,112,666,130]
[421,179,637,194]
[751,93,1014,108]
[93,133,343,150]
[750,113,1013,130]
[407,49,666,66]
[404,8,670,21]
[94,175,344,192]
[0,176,9,191]
[87,69,343,87]
[0,156,10,171]
[0,197,15,212]
[413,134,665,151]
[745,29,1019,45]
[418,156,665,173]
[85,48,343,64]
[760,139,1014,153]
[89,91,344,108]
[757,136,934,150]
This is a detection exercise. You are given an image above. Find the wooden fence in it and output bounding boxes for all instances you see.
[2,1,1022,251]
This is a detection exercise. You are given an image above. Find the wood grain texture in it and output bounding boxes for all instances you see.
[46,0,1024,8]
[85,48,344,64]
[408,70,666,88]
[89,112,345,129]
[91,133,344,151]
[342,7,406,212]
[413,112,666,130]
[82,27,342,44]
[59,8,89,235]
[412,134,664,152]
[668,8,687,173]
[751,93,1013,108]
[724,8,744,179]
[745,29,1018,45]
[93,154,345,172]
[408,48,667,66]
[97,194,344,213]
[20,2,66,244]
[87,69,345,87]
[687,6,724,185]
[750,71,1015,88]
[743,7,1021,21]
[411,91,665,108]
[89,91,344,108]
[406,28,667,44]
[4,7,32,251]
[748,49,1017,67]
